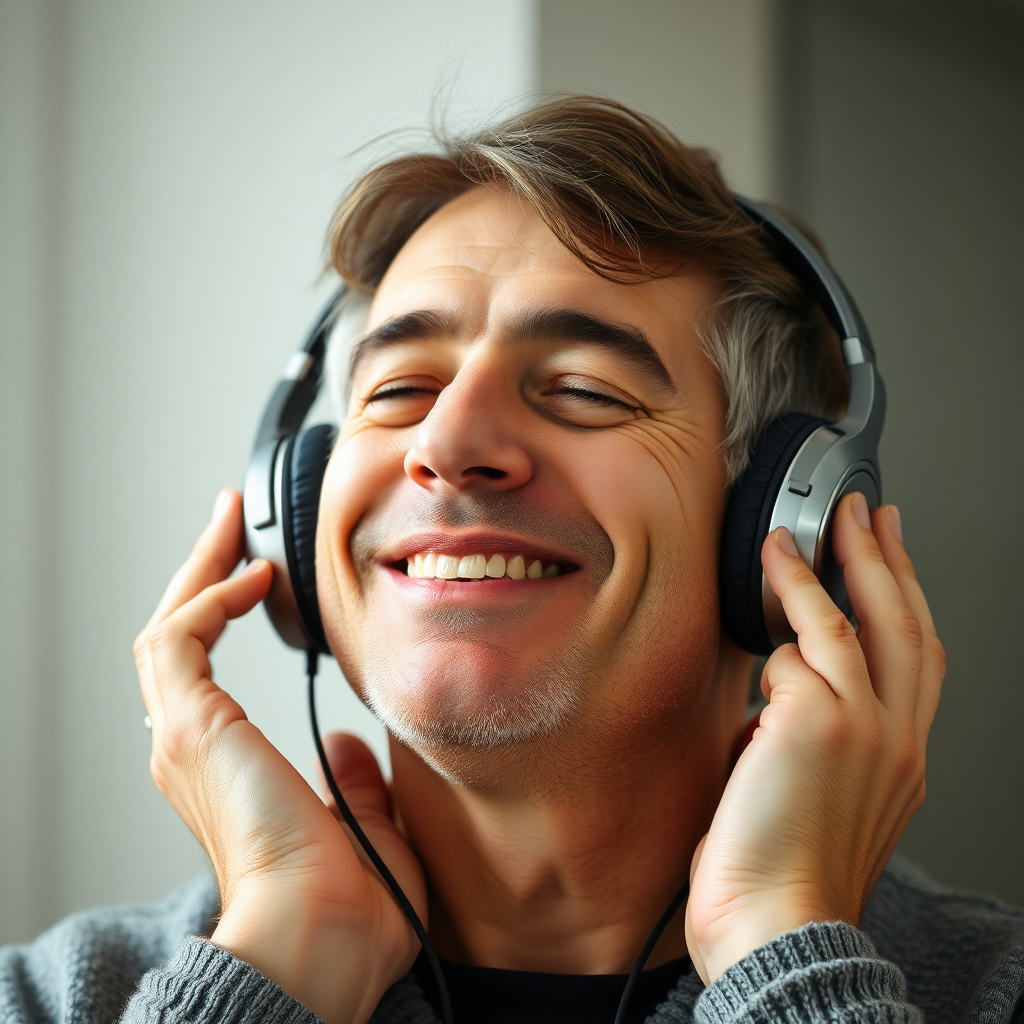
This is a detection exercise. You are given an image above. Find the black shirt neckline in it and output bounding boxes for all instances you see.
[413,950,693,1024]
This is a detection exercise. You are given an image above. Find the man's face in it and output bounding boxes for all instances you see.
[317,187,730,768]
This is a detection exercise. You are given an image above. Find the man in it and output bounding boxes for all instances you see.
[2,97,1022,1024]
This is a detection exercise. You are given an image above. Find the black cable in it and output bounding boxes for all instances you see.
[307,649,687,1024]
[305,651,453,1024]
[612,879,690,1024]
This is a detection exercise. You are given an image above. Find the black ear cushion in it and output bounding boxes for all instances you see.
[719,413,828,654]
[281,423,337,654]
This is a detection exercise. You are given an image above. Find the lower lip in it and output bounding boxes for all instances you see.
[382,565,576,602]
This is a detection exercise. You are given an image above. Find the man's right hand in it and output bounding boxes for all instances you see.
[133,489,424,1024]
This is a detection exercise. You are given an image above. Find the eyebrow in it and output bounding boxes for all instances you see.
[348,306,677,393]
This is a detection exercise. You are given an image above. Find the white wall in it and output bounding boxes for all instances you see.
[0,0,62,948]
[0,0,784,945]
[0,0,537,943]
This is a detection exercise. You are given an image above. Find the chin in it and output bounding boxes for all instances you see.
[353,643,585,750]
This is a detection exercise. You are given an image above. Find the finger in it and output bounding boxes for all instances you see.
[146,490,245,630]
[317,733,420,894]
[831,493,922,712]
[759,642,832,703]
[872,505,945,739]
[755,643,841,749]
[142,560,272,715]
[689,833,708,889]
[318,732,393,831]
[761,526,870,703]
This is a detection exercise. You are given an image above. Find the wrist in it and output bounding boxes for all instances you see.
[698,900,843,983]
[211,881,392,1024]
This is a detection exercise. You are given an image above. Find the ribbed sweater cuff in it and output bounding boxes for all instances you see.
[122,936,322,1024]
[696,922,914,1024]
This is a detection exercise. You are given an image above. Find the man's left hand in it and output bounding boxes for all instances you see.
[684,493,945,984]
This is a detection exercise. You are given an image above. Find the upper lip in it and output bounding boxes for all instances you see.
[379,530,582,568]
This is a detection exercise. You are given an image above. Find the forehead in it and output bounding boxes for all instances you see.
[368,187,722,371]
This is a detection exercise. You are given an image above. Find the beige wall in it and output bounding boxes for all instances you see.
[538,0,782,199]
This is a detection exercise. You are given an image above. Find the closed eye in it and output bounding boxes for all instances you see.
[554,385,636,410]
[361,375,442,426]
[537,375,645,426]
[366,384,438,402]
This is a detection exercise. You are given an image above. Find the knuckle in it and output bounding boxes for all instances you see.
[894,737,921,781]
[912,779,927,812]
[926,635,947,676]
[890,604,924,651]
[145,623,178,662]
[132,632,149,667]
[860,544,887,567]
[819,610,858,647]
[158,713,195,766]
[896,549,919,582]
[792,566,819,589]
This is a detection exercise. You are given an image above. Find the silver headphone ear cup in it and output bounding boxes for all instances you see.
[760,455,881,648]
[720,414,828,654]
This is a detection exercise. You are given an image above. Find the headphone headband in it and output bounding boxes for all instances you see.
[253,293,342,450]
[732,195,874,356]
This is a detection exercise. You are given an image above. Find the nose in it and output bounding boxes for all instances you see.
[404,366,533,492]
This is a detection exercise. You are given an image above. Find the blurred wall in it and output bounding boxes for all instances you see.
[536,0,1024,907]
[3,0,1019,950]
[537,0,782,199]
[0,0,537,944]
[779,0,1024,905]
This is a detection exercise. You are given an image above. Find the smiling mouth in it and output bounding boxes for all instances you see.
[396,551,579,581]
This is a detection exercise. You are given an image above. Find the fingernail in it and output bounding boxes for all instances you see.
[213,489,232,521]
[852,492,871,530]
[775,527,799,557]
[887,505,903,543]
[243,558,266,575]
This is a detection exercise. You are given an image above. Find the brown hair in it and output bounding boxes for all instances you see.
[325,96,847,482]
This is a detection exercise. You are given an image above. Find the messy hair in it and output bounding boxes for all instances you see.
[325,96,847,483]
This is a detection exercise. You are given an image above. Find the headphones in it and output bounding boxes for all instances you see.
[242,195,885,657]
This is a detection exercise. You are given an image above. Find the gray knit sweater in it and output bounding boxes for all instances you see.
[1,859,1022,1024]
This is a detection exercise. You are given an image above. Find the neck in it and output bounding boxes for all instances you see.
[390,648,750,974]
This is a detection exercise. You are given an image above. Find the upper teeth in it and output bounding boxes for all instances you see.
[406,552,562,580]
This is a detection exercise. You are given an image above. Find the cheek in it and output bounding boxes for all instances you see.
[554,425,725,684]
[316,425,406,621]
[559,420,726,579]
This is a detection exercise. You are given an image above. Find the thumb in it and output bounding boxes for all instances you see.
[685,832,712,985]
[317,732,393,833]
[689,832,708,888]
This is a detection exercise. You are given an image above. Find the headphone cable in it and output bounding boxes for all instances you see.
[611,877,690,1024]
[306,650,689,1024]
[306,651,453,1024]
